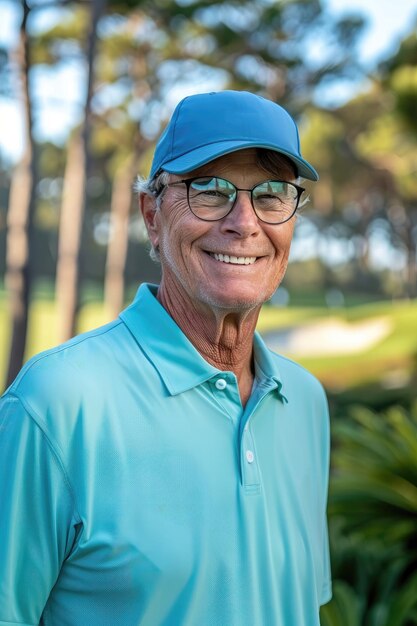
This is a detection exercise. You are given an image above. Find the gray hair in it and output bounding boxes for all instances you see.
[134,170,171,198]
[135,170,171,262]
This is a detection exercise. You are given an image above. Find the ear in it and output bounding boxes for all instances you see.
[140,193,160,250]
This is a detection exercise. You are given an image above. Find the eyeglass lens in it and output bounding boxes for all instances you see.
[187,177,300,223]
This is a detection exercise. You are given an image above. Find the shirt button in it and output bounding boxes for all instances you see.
[215,378,227,390]
[246,450,254,463]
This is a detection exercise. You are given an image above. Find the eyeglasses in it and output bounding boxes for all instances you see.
[161,176,305,225]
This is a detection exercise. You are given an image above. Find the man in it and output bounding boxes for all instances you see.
[0,90,331,625]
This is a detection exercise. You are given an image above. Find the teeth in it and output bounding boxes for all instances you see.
[211,253,257,265]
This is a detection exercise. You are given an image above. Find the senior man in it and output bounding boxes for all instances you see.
[0,90,331,626]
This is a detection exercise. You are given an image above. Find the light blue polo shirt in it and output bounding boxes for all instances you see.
[0,283,331,626]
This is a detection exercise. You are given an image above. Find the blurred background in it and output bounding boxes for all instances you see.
[1,0,417,623]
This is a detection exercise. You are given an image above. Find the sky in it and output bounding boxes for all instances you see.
[0,0,417,163]
[326,0,417,65]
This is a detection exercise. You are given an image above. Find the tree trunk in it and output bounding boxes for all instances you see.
[403,210,417,299]
[104,157,136,319]
[55,133,86,340]
[5,0,37,387]
[54,0,106,342]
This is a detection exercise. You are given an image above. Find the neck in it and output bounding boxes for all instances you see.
[157,280,261,406]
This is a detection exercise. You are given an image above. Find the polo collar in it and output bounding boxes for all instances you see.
[119,283,284,398]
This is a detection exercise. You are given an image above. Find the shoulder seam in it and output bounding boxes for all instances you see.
[10,319,124,393]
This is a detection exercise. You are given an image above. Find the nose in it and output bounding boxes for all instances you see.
[219,191,261,238]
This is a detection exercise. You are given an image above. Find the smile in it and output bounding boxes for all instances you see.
[210,252,257,265]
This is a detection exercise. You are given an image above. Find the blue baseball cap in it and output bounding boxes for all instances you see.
[150,90,318,181]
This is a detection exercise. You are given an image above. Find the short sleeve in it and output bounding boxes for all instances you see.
[0,394,78,625]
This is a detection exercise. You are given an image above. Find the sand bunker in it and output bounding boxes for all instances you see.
[264,317,393,357]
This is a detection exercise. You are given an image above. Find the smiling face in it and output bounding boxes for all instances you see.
[141,148,297,316]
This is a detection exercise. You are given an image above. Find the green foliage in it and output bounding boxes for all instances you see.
[32,8,88,65]
[320,580,361,626]
[356,111,417,201]
[301,109,345,170]
[300,73,417,298]
[382,30,417,134]
[178,0,365,108]
[324,404,417,625]
[384,31,417,71]
[390,64,417,135]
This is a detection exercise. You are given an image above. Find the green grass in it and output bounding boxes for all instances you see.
[1,293,416,397]
[0,297,111,390]
[258,304,328,330]
[259,299,417,391]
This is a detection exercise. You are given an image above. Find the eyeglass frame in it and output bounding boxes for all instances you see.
[157,176,305,225]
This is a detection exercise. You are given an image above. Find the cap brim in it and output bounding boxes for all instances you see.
[160,140,319,181]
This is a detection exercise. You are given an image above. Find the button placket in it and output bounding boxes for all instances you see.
[241,427,260,489]
[208,375,242,425]
[238,380,283,492]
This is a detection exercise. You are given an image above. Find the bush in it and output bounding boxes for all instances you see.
[321,404,417,626]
